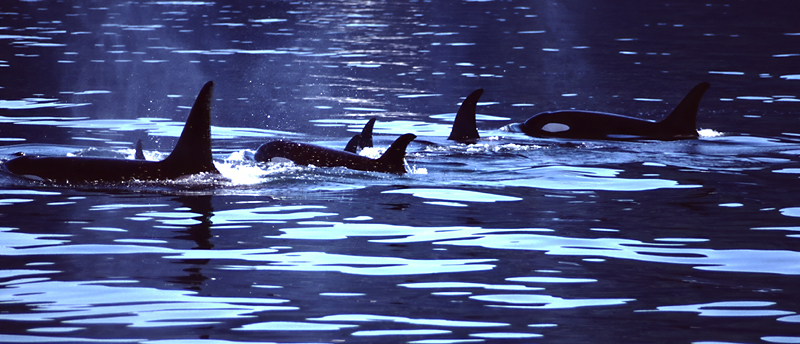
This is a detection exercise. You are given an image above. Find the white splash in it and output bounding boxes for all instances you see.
[359,147,384,159]
[698,128,723,138]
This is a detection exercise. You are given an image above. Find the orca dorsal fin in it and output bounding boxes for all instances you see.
[344,118,376,153]
[344,134,362,153]
[134,139,146,160]
[377,133,416,174]
[359,117,376,148]
[161,81,219,175]
[658,82,710,137]
[448,89,484,141]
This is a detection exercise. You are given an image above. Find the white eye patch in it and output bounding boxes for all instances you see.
[541,123,570,133]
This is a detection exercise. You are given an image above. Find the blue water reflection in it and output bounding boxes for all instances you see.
[199,251,495,276]
[264,221,800,275]
[2,0,800,343]
[656,301,793,317]
[1,279,294,327]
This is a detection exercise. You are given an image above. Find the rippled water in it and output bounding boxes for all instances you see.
[2,1,800,343]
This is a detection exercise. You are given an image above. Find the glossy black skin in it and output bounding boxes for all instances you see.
[255,133,416,174]
[5,156,192,183]
[3,81,219,184]
[517,82,710,141]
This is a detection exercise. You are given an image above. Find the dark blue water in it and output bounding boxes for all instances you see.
[2,1,800,343]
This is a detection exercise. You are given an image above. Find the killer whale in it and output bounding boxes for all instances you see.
[3,81,220,183]
[344,117,376,153]
[512,82,710,140]
[255,133,416,174]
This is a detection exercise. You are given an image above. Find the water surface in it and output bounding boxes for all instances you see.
[1,1,800,343]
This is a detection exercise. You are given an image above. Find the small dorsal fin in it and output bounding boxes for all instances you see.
[344,134,361,153]
[377,133,416,174]
[134,139,146,160]
[161,81,219,175]
[658,82,710,136]
[448,89,484,141]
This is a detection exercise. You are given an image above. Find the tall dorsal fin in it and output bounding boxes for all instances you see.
[448,89,484,141]
[377,133,416,174]
[658,82,710,136]
[161,81,219,175]
[134,139,146,160]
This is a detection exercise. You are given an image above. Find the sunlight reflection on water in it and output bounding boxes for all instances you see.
[261,222,800,275]
[484,166,700,191]
[182,251,497,276]
[655,301,795,317]
[0,279,294,327]
[471,294,634,310]
[1,0,800,342]
[382,188,522,203]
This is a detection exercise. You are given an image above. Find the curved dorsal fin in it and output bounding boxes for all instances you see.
[658,82,710,136]
[377,133,416,174]
[448,89,484,141]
